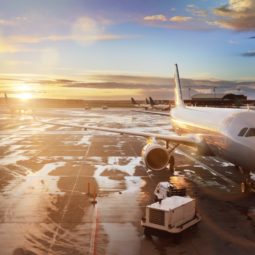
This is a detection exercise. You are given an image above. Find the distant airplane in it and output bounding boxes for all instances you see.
[131,97,151,110]
[39,64,255,192]
[149,97,170,111]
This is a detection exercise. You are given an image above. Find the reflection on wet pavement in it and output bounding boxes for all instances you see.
[0,108,254,255]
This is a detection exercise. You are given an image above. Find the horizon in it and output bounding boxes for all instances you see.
[0,0,255,100]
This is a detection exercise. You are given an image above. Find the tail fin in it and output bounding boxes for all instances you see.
[174,64,184,107]
[131,97,136,105]
[149,97,155,106]
[146,98,149,104]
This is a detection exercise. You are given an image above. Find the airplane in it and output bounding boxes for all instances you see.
[131,97,151,110]
[149,97,170,111]
[37,64,255,192]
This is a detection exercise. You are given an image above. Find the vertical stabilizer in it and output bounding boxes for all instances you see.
[149,97,155,106]
[131,97,136,105]
[174,64,184,107]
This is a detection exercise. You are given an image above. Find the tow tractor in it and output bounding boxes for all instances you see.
[141,196,201,236]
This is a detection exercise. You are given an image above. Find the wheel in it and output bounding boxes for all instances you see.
[144,227,151,237]
[241,182,246,193]
[239,167,252,193]
[169,156,175,174]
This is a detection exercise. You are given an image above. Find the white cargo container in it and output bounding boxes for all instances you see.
[141,196,201,235]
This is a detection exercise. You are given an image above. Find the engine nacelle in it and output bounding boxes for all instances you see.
[141,143,170,171]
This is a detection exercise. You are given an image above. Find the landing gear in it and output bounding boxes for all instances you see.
[169,156,175,174]
[144,227,151,237]
[238,166,252,193]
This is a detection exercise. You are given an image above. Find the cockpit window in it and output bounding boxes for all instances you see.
[245,128,255,137]
[238,128,248,137]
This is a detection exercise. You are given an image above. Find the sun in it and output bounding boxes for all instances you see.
[14,83,33,101]
[18,93,32,101]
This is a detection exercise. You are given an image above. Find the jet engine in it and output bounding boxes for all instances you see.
[141,143,170,171]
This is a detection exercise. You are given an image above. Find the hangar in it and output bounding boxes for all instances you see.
[189,93,247,107]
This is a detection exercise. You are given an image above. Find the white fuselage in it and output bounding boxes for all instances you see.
[171,106,255,171]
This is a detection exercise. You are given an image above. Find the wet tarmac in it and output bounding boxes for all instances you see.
[0,108,254,255]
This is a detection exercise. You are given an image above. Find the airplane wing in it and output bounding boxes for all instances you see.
[132,109,170,116]
[34,118,201,147]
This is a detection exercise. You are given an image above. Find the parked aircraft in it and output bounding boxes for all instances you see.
[149,97,170,111]
[131,97,151,110]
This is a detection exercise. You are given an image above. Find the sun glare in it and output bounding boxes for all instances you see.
[18,93,32,100]
[14,83,33,100]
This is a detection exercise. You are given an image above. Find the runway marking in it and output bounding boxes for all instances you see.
[46,140,92,254]
[177,148,236,186]
[89,205,99,255]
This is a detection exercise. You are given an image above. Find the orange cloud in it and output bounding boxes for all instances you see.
[213,0,255,31]
[144,15,167,22]
[144,14,192,23]
[170,16,192,22]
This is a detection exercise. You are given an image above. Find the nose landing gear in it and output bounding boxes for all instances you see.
[238,167,254,193]
[169,156,175,174]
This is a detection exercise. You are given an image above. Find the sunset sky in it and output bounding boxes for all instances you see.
[0,0,255,100]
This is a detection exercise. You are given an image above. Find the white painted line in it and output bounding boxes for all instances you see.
[89,205,98,255]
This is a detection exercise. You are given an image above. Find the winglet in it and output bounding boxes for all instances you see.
[174,64,184,107]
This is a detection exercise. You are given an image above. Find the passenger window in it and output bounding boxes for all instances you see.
[238,128,248,137]
[245,128,255,137]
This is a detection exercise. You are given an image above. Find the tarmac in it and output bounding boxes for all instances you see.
[0,108,254,255]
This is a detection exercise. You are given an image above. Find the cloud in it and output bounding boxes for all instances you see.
[144,15,167,22]
[0,19,14,26]
[2,16,135,49]
[213,0,255,31]
[1,73,255,99]
[249,36,255,39]
[53,73,255,91]
[9,34,132,44]
[0,36,43,53]
[0,17,26,27]
[0,39,18,53]
[0,16,135,53]
[186,5,208,17]
[70,16,133,45]
[58,75,255,99]
[144,14,192,23]
[242,50,255,57]
[170,16,192,22]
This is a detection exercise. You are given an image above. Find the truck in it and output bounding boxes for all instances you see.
[141,196,201,236]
